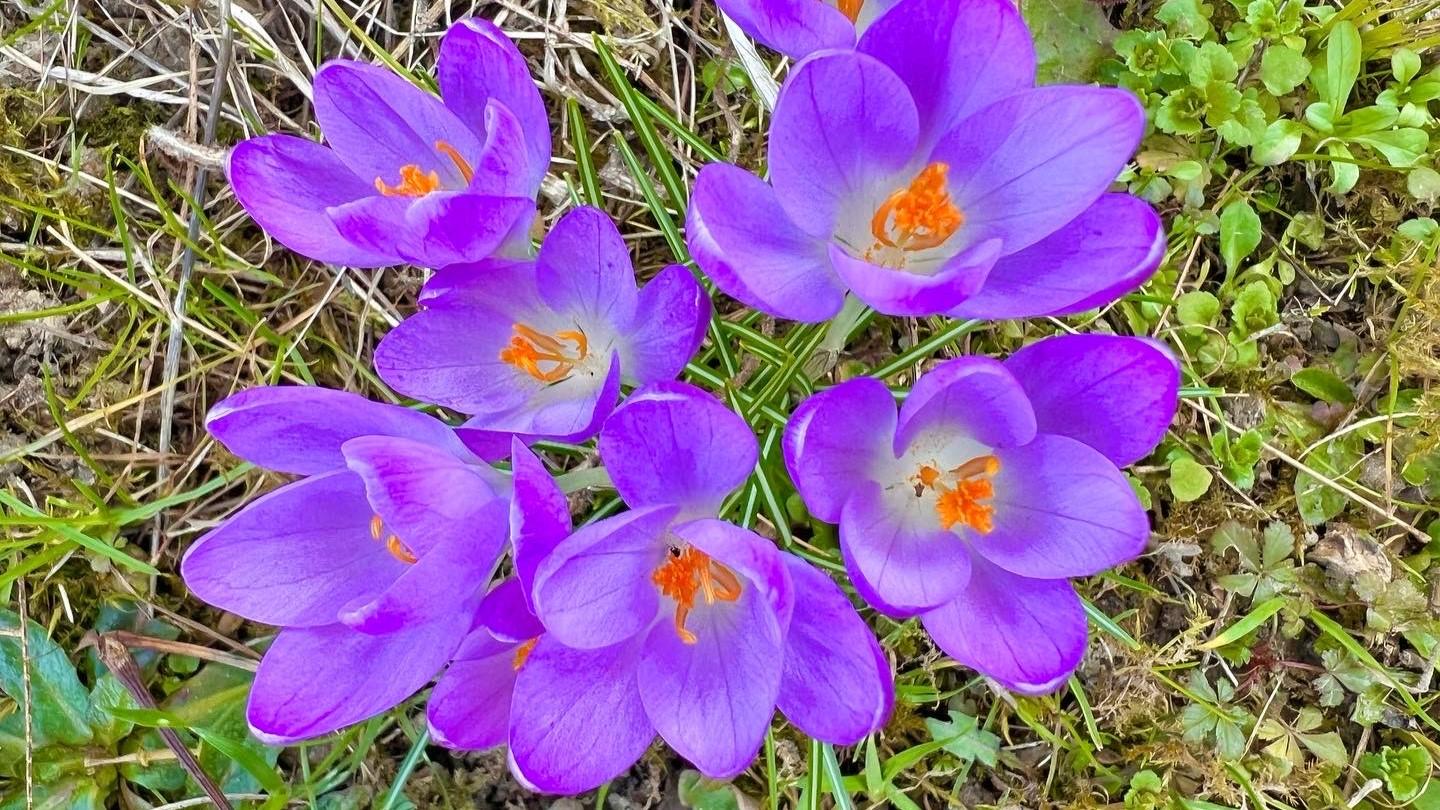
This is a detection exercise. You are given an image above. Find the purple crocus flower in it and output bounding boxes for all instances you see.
[716,0,900,59]
[374,206,710,442]
[180,386,508,742]
[228,18,548,268]
[449,383,892,792]
[783,335,1179,693]
[688,0,1163,321]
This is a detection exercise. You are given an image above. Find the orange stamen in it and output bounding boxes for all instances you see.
[651,547,744,645]
[913,455,1000,533]
[871,162,964,253]
[499,324,589,383]
[512,637,538,670]
[837,0,864,22]
[374,140,473,196]
[368,515,418,563]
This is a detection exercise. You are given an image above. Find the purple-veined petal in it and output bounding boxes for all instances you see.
[477,577,546,643]
[951,194,1165,319]
[769,52,919,239]
[326,192,535,269]
[509,635,653,795]
[462,100,540,197]
[921,553,1085,694]
[205,385,464,476]
[531,505,677,649]
[1004,334,1180,466]
[784,377,897,523]
[672,518,794,632]
[933,86,1145,254]
[687,164,844,323]
[226,135,392,267]
[858,0,1035,154]
[597,382,758,516]
[714,0,855,59]
[828,239,998,317]
[340,435,502,558]
[620,264,710,385]
[977,434,1149,579]
[637,577,784,779]
[509,439,572,604]
[534,206,639,326]
[313,60,483,188]
[427,634,518,750]
[894,356,1036,455]
[247,614,470,744]
[777,555,893,743]
[438,18,550,191]
[180,472,404,627]
[838,480,971,615]
[511,351,622,442]
[419,257,540,306]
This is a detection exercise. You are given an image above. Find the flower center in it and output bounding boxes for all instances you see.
[374,140,475,197]
[836,0,863,22]
[512,637,538,670]
[867,162,964,265]
[912,455,1000,533]
[650,546,743,645]
[369,514,417,564]
[499,324,590,383]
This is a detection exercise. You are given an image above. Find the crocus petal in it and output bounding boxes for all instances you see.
[597,382,758,516]
[534,206,638,326]
[672,518,794,631]
[777,555,893,743]
[976,434,1149,579]
[951,194,1165,319]
[205,385,463,476]
[227,135,392,267]
[921,553,1085,694]
[1004,334,1180,466]
[858,0,1035,154]
[619,264,710,385]
[338,498,506,634]
[327,192,535,268]
[477,577,546,643]
[714,0,855,59]
[933,86,1145,254]
[531,505,677,649]
[438,18,550,191]
[687,164,844,323]
[463,100,540,197]
[247,615,468,743]
[839,481,971,615]
[784,377,898,523]
[340,435,502,558]
[180,472,404,627]
[827,239,998,317]
[419,257,541,307]
[637,577,784,779]
[894,356,1036,455]
[509,635,654,795]
[427,635,517,750]
[769,52,920,239]
[313,60,484,188]
[509,439,572,604]
[515,352,623,442]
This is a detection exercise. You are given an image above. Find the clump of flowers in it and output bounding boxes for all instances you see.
[185,0,1181,797]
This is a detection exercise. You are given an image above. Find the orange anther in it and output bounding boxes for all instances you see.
[435,140,475,184]
[499,324,589,383]
[369,515,418,563]
[871,162,964,253]
[375,164,441,197]
[512,637,538,670]
[912,455,1000,534]
[651,547,744,645]
[837,0,864,23]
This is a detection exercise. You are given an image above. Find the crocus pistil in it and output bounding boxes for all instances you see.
[912,455,1000,533]
[651,545,744,645]
[499,324,590,383]
[368,514,419,563]
[867,161,964,266]
[374,140,476,197]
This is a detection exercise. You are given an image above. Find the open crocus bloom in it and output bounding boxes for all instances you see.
[716,0,900,59]
[784,335,1179,693]
[228,18,548,268]
[688,0,1163,321]
[180,386,509,742]
[375,206,710,442]
[507,383,892,789]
